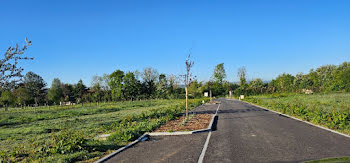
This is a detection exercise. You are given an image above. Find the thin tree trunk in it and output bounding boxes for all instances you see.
[210,89,212,101]
[185,86,188,119]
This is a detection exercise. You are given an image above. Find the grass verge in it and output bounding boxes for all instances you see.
[0,98,209,162]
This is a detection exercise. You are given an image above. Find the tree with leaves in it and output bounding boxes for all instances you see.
[235,67,247,95]
[123,72,141,100]
[141,67,158,98]
[0,38,33,89]
[0,90,16,110]
[74,79,87,103]
[157,74,168,99]
[212,63,226,84]
[14,86,31,107]
[23,72,47,106]
[48,78,63,104]
[248,78,265,95]
[167,74,178,98]
[61,83,74,102]
[109,70,124,101]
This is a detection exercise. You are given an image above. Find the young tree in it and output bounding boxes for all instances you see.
[0,38,33,89]
[212,63,226,84]
[23,72,47,106]
[48,78,63,104]
[181,54,194,119]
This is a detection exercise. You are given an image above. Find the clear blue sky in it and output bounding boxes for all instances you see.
[1,0,349,86]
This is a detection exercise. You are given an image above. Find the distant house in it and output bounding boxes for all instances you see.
[60,101,75,106]
[302,89,313,94]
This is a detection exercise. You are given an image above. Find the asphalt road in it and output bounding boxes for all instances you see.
[204,98,350,162]
[104,99,350,163]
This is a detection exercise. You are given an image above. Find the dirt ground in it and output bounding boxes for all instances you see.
[154,114,212,132]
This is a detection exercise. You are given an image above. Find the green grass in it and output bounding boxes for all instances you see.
[304,157,350,163]
[0,98,209,162]
[243,93,350,135]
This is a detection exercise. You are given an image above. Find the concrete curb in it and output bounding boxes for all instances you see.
[197,103,220,163]
[239,99,350,139]
[95,133,149,163]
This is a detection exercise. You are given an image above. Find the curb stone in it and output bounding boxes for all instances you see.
[149,113,217,136]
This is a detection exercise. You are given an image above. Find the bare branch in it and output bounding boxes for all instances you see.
[0,38,33,88]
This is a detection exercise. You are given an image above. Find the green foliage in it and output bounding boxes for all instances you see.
[248,78,265,95]
[238,67,247,89]
[123,72,141,100]
[212,63,226,84]
[244,93,350,135]
[74,79,87,103]
[188,80,203,98]
[305,156,350,163]
[14,87,31,106]
[109,70,125,101]
[0,90,16,108]
[23,71,47,105]
[48,78,63,104]
[50,129,87,154]
[0,98,209,162]
[156,74,168,98]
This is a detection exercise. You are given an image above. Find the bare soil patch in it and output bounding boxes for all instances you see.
[154,114,212,132]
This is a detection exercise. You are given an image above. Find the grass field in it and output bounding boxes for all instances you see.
[0,98,208,162]
[243,93,350,135]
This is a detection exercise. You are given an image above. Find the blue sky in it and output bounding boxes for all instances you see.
[1,0,349,86]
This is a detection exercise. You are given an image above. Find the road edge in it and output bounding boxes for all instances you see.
[238,99,350,139]
[95,133,149,163]
[198,103,221,163]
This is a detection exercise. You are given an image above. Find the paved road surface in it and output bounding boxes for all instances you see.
[105,98,350,163]
[204,99,350,162]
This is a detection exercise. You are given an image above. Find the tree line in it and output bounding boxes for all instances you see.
[235,62,350,96]
[1,38,349,109]
[0,67,188,108]
[2,60,349,109]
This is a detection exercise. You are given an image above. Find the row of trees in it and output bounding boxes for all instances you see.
[0,61,232,108]
[235,62,350,96]
[1,38,349,108]
[0,67,187,108]
[2,61,349,108]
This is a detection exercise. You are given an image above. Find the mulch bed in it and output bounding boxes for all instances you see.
[154,114,212,132]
